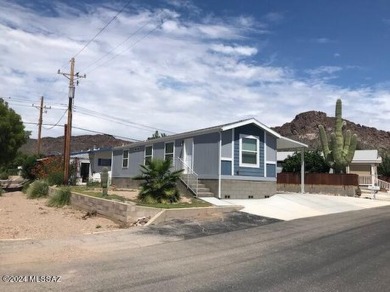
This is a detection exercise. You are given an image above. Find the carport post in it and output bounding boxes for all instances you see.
[300,148,305,193]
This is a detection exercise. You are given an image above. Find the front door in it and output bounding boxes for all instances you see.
[183,138,193,173]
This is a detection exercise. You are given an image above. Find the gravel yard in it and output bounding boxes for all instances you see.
[0,191,122,240]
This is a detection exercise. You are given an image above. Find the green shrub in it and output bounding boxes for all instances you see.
[47,187,71,207]
[133,159,183,203]
[27,180,49,199]
[47,171,64,186]
[87,180,100,188]
[22,181,31,194]
[0,172,8,180]
[0,188,4,196]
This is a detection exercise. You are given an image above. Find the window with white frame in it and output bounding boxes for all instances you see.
[122,150,129,168]
[164,142,174,161]
[144,146,153,164]
[239,134,259,167]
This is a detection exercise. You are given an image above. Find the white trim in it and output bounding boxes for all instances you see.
[221,175,276,182]
[222,118,281,138]
[144,145,153,165]
[239,134,260,168]
[183,138,194,172]
[122,150,129,168]
[218,132,222,198]
[221,157,233,161]
[164,141,175,162]
[232,128,235,176]
[266,161,277,164]
[264,131,267,177]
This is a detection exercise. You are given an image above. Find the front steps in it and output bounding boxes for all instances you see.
[180,174,215,197]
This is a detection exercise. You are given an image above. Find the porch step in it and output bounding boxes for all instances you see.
[197,191,215,197]
[179,176,215,197]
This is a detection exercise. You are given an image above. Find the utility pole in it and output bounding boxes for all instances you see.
[58,58,86,184]
[33,96,50,156]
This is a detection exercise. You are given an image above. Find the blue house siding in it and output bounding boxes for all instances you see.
[234,124,265,177]
[266,164,276,178]
[221,160,232,175]
[193,132,220,178]
[266,133,277,162]
[111,149,124,177]
[221,129,232,158]
[128,147,145,176]
[151,142,164,160]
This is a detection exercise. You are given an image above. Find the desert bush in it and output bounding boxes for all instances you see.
[87,180,100,188]
[47,171,64,186]
[0,171,8,180]
[21,155,39,180]
[27,180,49,199]
[0,188,4,196]
[47,187,71,207]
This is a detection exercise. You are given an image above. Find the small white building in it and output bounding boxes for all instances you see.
[71,148,113,185]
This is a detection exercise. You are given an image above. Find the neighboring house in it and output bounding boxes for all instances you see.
[277,149,382,186]
[346,150,382,186]
[71,148,113,184]
[112,118,307,199]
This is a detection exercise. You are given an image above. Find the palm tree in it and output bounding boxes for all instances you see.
[133,159,183,203]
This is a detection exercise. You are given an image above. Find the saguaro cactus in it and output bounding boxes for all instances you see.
[101,167,109,196]
[318,99,357,173]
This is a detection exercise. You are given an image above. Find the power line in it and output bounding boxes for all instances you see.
[81,9,164,73]
[73,105,175,134]
[43,109,67,130]
[84,16,164,75]
[23,122,140,142]
[72,0,132,59]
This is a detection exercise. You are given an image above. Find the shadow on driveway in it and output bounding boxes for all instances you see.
[138,212,282,239]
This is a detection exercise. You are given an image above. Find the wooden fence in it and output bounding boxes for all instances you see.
[277,173,359,186]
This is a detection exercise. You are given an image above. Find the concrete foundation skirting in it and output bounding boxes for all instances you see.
[146,206,242,226]
[221,180,276,199]
[277,184,358,196]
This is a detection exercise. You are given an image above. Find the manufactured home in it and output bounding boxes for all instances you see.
[112,119,307,199]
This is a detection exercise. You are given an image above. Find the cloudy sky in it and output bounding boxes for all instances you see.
[1,0,390,141]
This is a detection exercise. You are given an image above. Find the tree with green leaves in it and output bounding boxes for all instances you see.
[147,130,167,140]
[378,153,390,178]
[133,159,184,203]
[282,150,330,173]
[0,99,27,166]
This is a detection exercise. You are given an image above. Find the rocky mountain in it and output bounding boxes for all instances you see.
[273,111,390,152]
[20,134,131,155]
[20,111,390,155]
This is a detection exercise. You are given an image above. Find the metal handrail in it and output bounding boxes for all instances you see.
[175,157,199,196]
[359,175,390,191]
[377,178,390,191]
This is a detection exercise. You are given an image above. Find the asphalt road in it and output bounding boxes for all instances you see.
[1,206,389,292]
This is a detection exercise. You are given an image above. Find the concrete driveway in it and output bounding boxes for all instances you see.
[201,193,390,220]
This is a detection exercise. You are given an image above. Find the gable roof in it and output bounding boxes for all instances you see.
[351,150,382,164]
[114,118,307,150]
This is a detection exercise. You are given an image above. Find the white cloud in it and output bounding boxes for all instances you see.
[210,44,258,56]
[306,66,343,76]
[0,0,389,144]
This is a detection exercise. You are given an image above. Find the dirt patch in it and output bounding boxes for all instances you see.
[0,191,121,240]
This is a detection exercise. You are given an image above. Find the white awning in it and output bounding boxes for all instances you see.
[277,136,308,151]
